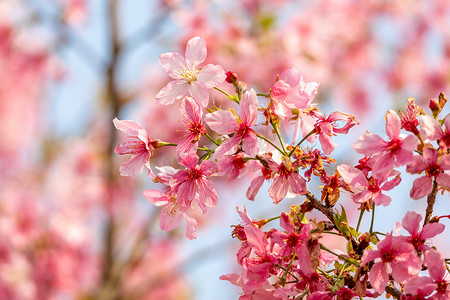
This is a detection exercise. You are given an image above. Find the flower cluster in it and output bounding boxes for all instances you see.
[115,36,450,299]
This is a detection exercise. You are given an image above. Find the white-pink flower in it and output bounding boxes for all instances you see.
[337,164,401,206]
[113,118,154,177]
[156,36,226,108]
[352,110,418,176]
[406,147,450,200]
[205,89,260,159]
[400,211,445,252]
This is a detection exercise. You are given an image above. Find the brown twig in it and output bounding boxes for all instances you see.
[423,180,439,226]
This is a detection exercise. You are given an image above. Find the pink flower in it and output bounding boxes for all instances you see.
[113,118,154,177]
[308,110,359,155]
[156,36,226,108]
[246,161,273,201]
[205,89,260,158]
[173,152,219,209]
[353,110,418,175]
[419,114,450,151]
[337,164,401,206]
[400,211,445,252]
[267,157,306,204]
[406,147,450,200]
[270,68,319,119]
[176,97,206,158]
[143,189,197,240]
[361,234,422,294]
[404,249,450,299]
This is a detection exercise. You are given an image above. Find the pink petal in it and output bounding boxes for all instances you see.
[246,175,265,201]
[368,262,389,294]
[352,132,386,155]
[185,36,206,68]
[424,249,446,281]
[205,110,238,134]
[180,97,202,121]
[319,131,337,155]
[196,64,226,88]
[404,276,436,296]
[419,115,443,141]
[406,155,428,174]
[391,255,421,283]
[439,154,450,170]
[268,176,289,204]
[113,118,142,136]
[372,192,391,206]
[242,132,259,157]
[385,110,401,139]
[142,189,169,206]
[420,222,445,239]
[380,174,401,191]
[402,211,421,235]
[160,203,182,232]
[119,152,149,176]
[337,164,368,190]
[240,89,258,126]
[177,181,196,206]
[197,179,218,208]
[199,159,217,176]
[410,176,433,200]
[183,212,198,240]
[288,173,306,195]
[159,52,186,79]
[436,172,450,189]
[156,80,189,105]
[244,226,267,255]
[279,67,301,87]
[214,134,241,159]
[423,147,439,165]
[352,190,373,204]
[188,81,209,108]
[178,152,198,169]
[219,273,245,287]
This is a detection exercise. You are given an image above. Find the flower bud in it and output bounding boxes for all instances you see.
[225,71,238,85]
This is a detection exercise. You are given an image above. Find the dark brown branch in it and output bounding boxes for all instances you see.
[423,180,439,226]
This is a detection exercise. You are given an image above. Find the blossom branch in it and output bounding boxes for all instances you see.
[423,179,439,226]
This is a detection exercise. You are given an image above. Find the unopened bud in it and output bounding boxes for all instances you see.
[429,98,440,118]
[225,71,238,85]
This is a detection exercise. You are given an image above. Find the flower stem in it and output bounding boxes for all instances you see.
[214,87,239,104]
[205,133,220,146]
[256,133,287,156]
[423,180,439,226]
[288,129,316,157]
[356,209,365,232]
[369,205,375,234]
[272,122,287,154]
[320,245,359,267]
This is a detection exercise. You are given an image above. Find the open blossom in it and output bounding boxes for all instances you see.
[352,110,418,175]
[143,189,197,240]
[173,152,219,209]
[400,211,445,252]
[176,97,206,158]
[270,67,319,119]
[360,234,422,294]
[337,164,401,206]
[267,157,306,204]
[406,147,450,200]
[419,114,450,151]
[303,110,359,155]
[205,89,260,159]
[156,36,226,108]
[113,118,154,177]
[404,249,450,299]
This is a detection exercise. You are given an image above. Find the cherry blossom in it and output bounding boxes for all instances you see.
[156,36,226,108]
[406,147,450,200]
[361,234,422,294]
[337,164,401,206]
[353,110,418,175]
[267,157,306,204]
[400,211,445,252]
[205,89,260,158]
[113,118,155,177]
[176,96,206,158]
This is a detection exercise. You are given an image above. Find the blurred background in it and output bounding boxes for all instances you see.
[1,0,449,299]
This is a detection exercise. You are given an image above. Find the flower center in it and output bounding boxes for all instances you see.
[285,232,301,248]
[387,138,402,154]
[436,280,448,294]
[381,250,395,262]
[188,168,203,180]
[426,163,441,177]
[178,65,197,83]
